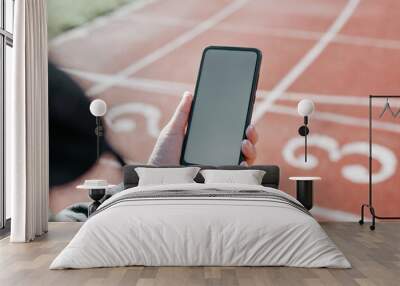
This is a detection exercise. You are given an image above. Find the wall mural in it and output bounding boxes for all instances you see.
[47,0,400,221]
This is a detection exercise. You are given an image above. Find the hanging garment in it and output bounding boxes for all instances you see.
[379,98,397,118]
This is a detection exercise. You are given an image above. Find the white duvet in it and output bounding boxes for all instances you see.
[50,183,350,269]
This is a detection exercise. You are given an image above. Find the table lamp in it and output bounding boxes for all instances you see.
[297,99,315,162]
[89,99,107,160]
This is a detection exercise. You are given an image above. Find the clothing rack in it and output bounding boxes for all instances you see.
[359,95,400,230]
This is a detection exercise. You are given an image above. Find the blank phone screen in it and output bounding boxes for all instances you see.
[182,48,259,165]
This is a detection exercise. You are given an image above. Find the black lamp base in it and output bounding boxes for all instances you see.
[88,189,106,216]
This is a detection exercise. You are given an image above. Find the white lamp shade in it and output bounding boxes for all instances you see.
[297,99,315,116]
[90,99,107,117]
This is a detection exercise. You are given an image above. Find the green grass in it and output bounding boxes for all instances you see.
[47,0,137,39]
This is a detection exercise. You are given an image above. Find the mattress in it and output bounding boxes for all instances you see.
[50,183,350,269]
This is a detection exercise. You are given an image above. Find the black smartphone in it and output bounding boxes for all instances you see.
[180,46,262,166]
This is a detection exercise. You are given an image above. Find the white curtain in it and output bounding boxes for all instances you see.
[7,0,49,242]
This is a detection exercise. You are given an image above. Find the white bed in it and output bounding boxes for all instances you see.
[50,183,350,269]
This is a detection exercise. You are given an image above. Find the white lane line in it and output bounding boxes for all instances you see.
[271,104,400,134]
[252,0,361,123]
[50,0,160,47]
[125,14,400,51]
[86,0,249,96]
[335,34,400,50]
[260,91,400,107]
[221,24,400,51]
[64,67,400,134]
[64,68,192,96]
[66,67,397,108]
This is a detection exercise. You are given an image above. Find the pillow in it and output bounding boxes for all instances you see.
[135,167,201,186]
[200,169,266,185]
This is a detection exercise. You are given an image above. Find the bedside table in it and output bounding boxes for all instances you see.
[77,181,115,216]
[289,177,321,210]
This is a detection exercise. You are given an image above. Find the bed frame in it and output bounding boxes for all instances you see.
[123,165,280,190]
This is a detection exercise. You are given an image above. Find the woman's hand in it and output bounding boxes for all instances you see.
[148,91,258,166]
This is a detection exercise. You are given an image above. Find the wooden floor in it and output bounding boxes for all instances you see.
[0,222,399,286]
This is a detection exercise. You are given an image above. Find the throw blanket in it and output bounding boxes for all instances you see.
[50,183,350,269]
